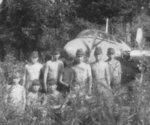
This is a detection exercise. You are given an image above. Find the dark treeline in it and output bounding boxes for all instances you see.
[0,0,149,61]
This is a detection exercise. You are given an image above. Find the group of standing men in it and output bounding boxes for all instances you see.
[5,46,122,114]
[23,46,122,100]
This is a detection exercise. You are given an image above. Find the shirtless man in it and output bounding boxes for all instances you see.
[91,47,111,97]
[44,50,64,94]
[71,49,92,97]
[6,71,26,114]
[58,56,74,94]
[23,51,43,91]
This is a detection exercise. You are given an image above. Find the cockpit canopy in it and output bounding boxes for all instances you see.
[77,29,122,43]
[64,29,131,62]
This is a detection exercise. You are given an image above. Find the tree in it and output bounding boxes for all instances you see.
[0,0,76,60]
[0,0,149,60]
[74,0,121,24]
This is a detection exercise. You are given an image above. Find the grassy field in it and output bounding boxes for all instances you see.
[0,58,150,125]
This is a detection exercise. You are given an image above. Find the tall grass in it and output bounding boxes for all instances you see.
[0,56,150,125]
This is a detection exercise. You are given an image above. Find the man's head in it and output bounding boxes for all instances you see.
[29,80,40,93]
[107,48,115,59]
[65,56,73,67]
[76,49,84,63]
[30,51,39,64]
[45,53,52,62]
[94,47,103,61]
[52,50,60,61]
[12,71,21,84]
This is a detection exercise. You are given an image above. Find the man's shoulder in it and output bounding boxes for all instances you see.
[84,63,91,69]
[25,63,31,68]
[58,60,64,65]
[6,84,12,91]
[58,59,63,63]
[112,59,121,66]
[63,67,73,73]
[36,62,43,67]
[107,59,120,63]
[91,61,97,66]
[25,62,43,67]
[104,58,109,62]
[46,60,52,63]
[11,84,24,90]
[16,84,24,88]
[80,62,91,70]
[91,61,107,66]
[46,60,52,65]
[98,61,108,68]
[103,61,108,64]
[71,65,76,70]
[19,85,25,90]
[46,60,63,64]
[71,63,80,70]
[103,61,109,67]
[83,62,90,66]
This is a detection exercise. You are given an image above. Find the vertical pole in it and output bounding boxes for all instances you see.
[105,18,109,34]
[0,0,2,5]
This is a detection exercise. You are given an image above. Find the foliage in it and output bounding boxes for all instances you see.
[0,58,149,125]
[0,0,149,60]
[0,0,77,60]
[0,1,150,125]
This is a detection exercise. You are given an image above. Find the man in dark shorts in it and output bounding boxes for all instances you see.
[44,50,64,94]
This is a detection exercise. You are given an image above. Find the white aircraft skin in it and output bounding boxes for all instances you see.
[64,29,131,63]
[64,29,150,84]
[130,50,150,57]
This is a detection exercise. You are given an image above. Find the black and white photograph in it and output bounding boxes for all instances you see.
[0,0,150,125]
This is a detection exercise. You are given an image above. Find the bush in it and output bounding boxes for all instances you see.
[0,58,150,125]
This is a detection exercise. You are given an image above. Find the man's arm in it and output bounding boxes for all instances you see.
[70,67,75,90]
[87,65,92,95]
[5,85,11,103]
[44,62,49,92]
[23,66,27,87]
[58,61,64,81]
[117,61,122,83]
[118,62,122,76]
[4,93,8,104]
[22,88,26,110]
[59,70,69,86]
[105,64,111,88]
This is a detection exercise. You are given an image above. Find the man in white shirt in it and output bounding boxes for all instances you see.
[106,48,122,92]
[44,50,64,93]
[91,47,111,97]
[23,51,43,91]
[71,49,92,97]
